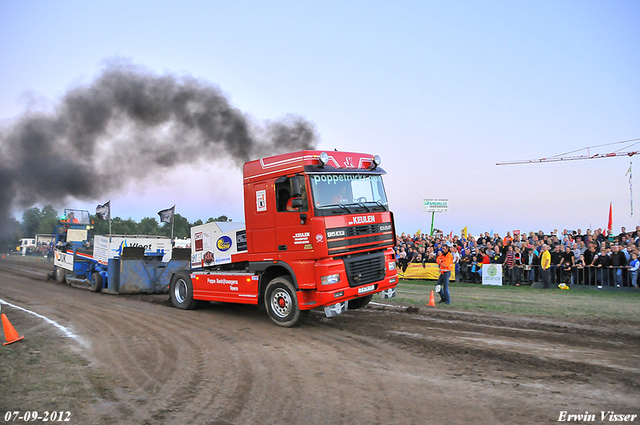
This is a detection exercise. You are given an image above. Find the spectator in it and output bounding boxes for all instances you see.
[407,247,418,264]
[451,246,461,282]
[575,254,585,284]
[478,248,491,280]
[595,246,611,288]
[540,244,551,289]
[503,245,515,285]
[629,252,639,288]
[513,246,523,285]
[610,245,627,287]
[459,250,472,282]
[560,245,575,284]
[397,247,408,275]
[490,247,503,264]
[550,244,563,285]
[485,243,495,258]
[436,245,453,305]
[584,243,598,286]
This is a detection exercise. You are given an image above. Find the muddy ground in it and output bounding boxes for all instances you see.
[0,256,638,425]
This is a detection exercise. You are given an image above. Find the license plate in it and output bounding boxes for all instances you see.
[358,284,375,294]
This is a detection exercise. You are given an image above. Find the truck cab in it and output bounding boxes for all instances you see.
[51,209,94,285]
[180,150,397,327]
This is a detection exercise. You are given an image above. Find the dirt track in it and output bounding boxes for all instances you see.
[1,257,639,425]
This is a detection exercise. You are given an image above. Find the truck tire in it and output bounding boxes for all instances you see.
[347,294,373,310]
[264,277,308,327]
[54,267,66,284]
[170,272,199,310]
[90,272,103,292]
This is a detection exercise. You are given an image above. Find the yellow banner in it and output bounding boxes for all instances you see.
[398,263,456,281]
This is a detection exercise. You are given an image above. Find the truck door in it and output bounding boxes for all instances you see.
[274,176,311,254]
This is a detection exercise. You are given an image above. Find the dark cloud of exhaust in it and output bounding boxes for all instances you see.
[0,60,318,235]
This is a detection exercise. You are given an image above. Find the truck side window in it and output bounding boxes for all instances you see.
[275,177,308,213]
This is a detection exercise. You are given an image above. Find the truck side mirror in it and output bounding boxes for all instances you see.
[291,176,302,197]
[291,199,303,209]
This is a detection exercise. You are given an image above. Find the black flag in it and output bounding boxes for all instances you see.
[158,205,175,224]
[96,201,110,221]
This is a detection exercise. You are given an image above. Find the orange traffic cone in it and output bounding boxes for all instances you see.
[427,290,436,307]
[2,313,24,345]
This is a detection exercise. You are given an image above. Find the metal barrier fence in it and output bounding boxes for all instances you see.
[457,264,639,288]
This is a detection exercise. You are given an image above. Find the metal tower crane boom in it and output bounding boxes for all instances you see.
[496,138,640,165]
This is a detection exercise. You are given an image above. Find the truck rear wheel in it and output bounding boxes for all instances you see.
[265,277,308,327]
[347,294,373,310]
[54,267,66,283]
[90,272,103,292]
[170,272,199,310]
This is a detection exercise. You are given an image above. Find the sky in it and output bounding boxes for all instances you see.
[0,0,639,238]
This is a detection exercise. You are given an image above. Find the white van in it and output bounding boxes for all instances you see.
[17,238,36,254]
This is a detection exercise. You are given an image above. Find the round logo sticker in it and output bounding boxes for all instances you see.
[487,265,497,277]
[217,236,232,251]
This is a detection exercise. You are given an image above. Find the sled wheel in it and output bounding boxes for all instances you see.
[90,272,102,292]
[54,267,66,283]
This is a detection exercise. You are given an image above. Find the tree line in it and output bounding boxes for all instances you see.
[1,205,230,252]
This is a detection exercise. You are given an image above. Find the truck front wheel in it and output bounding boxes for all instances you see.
[265,277,308,327]
[170,272,199,310]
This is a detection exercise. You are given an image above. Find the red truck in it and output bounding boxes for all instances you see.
[170,150,398,326]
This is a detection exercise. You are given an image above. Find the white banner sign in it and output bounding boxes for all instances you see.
[423,198,449,212]
[54,251,74,271]
[482,264,503,286]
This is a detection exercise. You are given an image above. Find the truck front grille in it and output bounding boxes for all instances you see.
[343,252,385,287]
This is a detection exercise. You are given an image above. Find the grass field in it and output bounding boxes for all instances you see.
[375,280,640,324]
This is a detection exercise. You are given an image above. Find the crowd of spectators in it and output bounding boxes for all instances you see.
[395,226,640,288]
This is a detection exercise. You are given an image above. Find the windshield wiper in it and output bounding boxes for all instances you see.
[317,203,353,213]
[339,202,372,212]
[374,201,388,211]
[357,202,372,212]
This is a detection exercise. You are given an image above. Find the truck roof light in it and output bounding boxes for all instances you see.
[372,155,381,169]
[318,152,329,166]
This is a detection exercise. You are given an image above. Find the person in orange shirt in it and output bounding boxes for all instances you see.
[436,244,454,304]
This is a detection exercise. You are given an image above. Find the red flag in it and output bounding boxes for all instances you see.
[607,203,613,232]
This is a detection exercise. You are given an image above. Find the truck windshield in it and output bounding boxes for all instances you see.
[63,209,91,225]
[310,173,388,213]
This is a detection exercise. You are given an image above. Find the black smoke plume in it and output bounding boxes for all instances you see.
[0,60,318,236]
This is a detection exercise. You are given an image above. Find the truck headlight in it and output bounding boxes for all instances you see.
[388,261,396,270]
[321,273,340,285]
